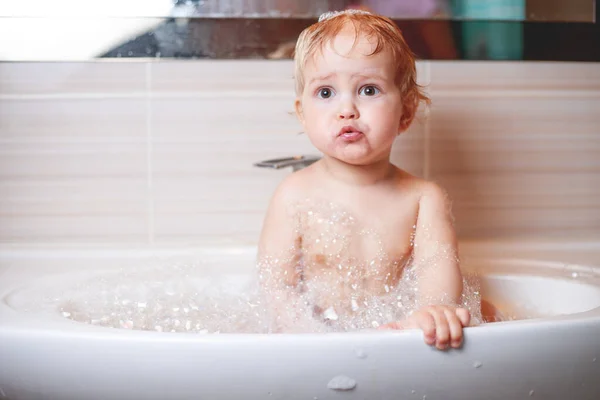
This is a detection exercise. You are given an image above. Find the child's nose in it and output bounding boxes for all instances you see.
[338,110,356,119]
[337,100,359,120]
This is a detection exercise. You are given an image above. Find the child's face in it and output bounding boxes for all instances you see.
[295,27,404,166]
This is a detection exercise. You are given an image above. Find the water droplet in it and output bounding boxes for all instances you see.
[473,361,483,368]
[593,358,597,363]
[327,375,356,391]
[529,390,535,396]
[411,390,416,394]
[324,307,339,321]
[355,348,367,359]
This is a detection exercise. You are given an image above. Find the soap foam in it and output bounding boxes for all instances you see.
[37,200,489,333]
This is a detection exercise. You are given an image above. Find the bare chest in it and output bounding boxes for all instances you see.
[294,200,418,293]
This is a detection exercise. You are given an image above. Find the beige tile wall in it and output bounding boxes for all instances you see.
[0,60,598,244]
[428,61,600,238]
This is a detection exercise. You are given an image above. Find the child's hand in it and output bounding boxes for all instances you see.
[378,305,470,350]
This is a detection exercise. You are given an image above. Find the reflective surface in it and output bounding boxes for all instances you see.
[0,1,597,61]
[1,17,599,61]
[1,0,594,21]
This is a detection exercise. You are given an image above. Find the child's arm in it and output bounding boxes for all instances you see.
[381,183,470,349]
[257,181,316,333]
[413,183,463,305]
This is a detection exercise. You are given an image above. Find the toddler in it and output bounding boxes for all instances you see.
[258,9,478,350]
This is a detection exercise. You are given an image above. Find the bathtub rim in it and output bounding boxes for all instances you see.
[1,243,600,339]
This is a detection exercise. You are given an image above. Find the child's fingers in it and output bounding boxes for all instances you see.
[444,308,464,348]
[379,307,469,350]
[429,309,450,350]
[413,311,436,346]
[455,307,471,326]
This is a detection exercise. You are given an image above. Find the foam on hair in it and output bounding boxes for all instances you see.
[318,9,372,22]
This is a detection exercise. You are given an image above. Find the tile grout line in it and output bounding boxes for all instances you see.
[423,115,431,180]
[0,92,295,100]
[423,61,431,180]
[146,62,155,245]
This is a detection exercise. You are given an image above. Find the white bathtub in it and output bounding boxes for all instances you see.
[1,243,599,400]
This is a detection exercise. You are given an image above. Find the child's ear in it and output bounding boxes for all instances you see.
[397,108,408,135]
[398,115,411,133]
[398,101,417,133]
[294,98,304,123]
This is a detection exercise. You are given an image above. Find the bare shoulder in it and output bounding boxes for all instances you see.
[418,180,450,203]
[393,169,448,200]
[269,163,319,206]
[262,162,322,229]
[259,165,321,256]
[390,169,452,217]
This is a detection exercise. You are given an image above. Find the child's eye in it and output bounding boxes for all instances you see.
[359,85,380,96]
[317,87,334,99]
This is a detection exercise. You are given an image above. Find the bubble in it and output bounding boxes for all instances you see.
[323,307,339,321]
[37,199,489,336]
[473,361,483,368]
[327,375,356,391]
[258,199,486,332]
[42,260,276,334]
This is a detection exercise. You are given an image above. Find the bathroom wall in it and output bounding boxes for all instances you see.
[0,60,598,245]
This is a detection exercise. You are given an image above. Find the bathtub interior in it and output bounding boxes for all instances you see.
[1,247,600,333]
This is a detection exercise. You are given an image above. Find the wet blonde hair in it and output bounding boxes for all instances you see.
[294,10,430,130]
